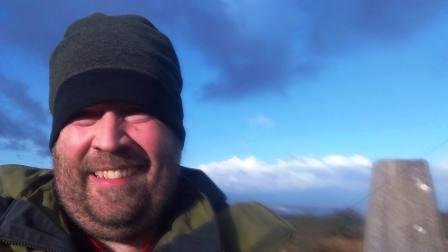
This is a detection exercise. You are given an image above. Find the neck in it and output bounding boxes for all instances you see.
[99,239,152,252]
[89,230,160,252]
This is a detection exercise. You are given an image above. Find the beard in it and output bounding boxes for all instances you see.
[53,145,180,242]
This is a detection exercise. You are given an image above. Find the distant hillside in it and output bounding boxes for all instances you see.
[272,205,338,216]
[282,209,363,252]
[282,209,448,252]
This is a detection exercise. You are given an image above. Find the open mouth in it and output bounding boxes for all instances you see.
[92,167,143,179]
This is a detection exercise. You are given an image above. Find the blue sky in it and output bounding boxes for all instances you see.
[1,1,448,212]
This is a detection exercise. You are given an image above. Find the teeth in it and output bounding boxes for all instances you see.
[97,171,104,178]
[94,168,137,179]
[107,170,115,179]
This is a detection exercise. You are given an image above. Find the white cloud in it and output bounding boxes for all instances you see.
[197,155,372,193]
[322,155,372,169]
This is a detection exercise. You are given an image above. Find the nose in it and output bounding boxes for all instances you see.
[91,111,125,152]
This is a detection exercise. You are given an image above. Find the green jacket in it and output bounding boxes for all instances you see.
[0,164,295,252]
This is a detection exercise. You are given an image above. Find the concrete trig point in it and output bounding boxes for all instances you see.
[364,160,446,252]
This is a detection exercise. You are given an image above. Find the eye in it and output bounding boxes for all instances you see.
[70,111,101,127]
[125,113,152,123]
[121,107,152,123]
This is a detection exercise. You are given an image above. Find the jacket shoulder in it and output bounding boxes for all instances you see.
[180,167,228,212]
[218,202,296,252]
[180,168,295,251]
[0,164,53,198]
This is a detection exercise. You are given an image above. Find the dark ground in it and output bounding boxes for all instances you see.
[281,209,448,252]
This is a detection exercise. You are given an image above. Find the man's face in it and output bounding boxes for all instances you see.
[53,102,181,241]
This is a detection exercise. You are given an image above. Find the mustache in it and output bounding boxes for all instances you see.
[80,148,150,172]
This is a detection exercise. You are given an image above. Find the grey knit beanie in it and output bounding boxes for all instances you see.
[49,13,184,148]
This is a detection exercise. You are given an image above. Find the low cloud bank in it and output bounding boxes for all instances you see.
[198,155,372,193]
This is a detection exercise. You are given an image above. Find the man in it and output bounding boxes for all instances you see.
[0,13,294,251]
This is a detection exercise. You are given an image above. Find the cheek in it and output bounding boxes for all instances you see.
[56,126,93,163]
[127,126,164,155]
[126,122,179,160]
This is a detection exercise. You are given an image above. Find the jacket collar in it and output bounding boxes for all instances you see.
[0,196,76,251]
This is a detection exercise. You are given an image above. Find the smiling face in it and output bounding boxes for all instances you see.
[53,102,181,242]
